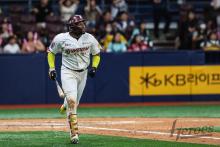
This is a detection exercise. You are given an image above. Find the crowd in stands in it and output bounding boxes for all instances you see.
[177,0,220,51]
[0,0,220,54]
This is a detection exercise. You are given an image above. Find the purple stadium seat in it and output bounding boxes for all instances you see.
[20,23,38,33]
[20,14,36,23]
[46,23,64,34]
[45,15,61,23]
[8,5,24,14]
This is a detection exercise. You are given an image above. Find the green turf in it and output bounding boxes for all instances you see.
[0,105,219,119]
[0,131,216,147]
[213,127,220,133]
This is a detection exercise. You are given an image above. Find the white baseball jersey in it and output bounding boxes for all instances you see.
[49,32,101,70]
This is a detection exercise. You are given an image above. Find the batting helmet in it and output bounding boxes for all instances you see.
[67,15,86,34]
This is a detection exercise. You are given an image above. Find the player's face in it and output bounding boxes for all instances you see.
[76,22,86,33]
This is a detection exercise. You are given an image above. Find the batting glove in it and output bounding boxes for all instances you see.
[49,68,56,80]
[88,67,96,78]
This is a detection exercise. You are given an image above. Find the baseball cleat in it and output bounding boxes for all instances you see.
[59,104,66,114]
[71,134,79,144]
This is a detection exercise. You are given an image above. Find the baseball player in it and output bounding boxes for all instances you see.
[47,15,101,144]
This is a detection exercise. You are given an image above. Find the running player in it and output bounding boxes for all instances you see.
[47,15,101,144]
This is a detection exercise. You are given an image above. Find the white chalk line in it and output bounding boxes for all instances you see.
[84,120,163,125]
[0,120,163,126]
[81,126,220,140]
[177,120,218,122]
[0,121,220,140]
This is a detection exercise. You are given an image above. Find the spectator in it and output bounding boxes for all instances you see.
[0,18,13,41]
[130,21,153,47]
[21,31,45,53]
[211,0,220,29]
[179,10,198,50]
[128,35,151,52]
[84,0,102,28]
[3,35,20,54]
[107,32,127,53]
[96,11,113,39]
[192,21,208,49]
[59,0,79,22]
[32,0,53,28]
[211,0,220,10]
[101,24,127,51]
[101,23,114,51]
[177,3,193,49]
[112,20,121,33]
[201,31,220,51]
[204,0,219,31]
[186,11,199,48]
[111,0,128,19]
[152,0,171,38]
[115,11,135,37]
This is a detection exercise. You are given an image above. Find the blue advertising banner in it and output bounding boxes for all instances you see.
[0,51,219,104]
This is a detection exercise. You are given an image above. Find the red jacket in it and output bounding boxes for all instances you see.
[128,42,150,52]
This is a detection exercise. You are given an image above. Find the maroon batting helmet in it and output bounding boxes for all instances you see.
[67,15,86,35]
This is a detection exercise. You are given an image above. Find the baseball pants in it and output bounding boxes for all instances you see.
[61,66,87,113]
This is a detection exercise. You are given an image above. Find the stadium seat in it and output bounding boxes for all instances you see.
[45,15,61,24]
[20,14,36,24]
[8,5,24,14]
[19,23,38,33]
[46,23,64,34]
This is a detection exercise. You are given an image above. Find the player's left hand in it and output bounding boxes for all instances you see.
[88,67,96,78]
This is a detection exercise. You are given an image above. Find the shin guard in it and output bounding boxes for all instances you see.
[68,113,78,136]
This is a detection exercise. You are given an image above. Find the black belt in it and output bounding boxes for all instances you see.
[73,69,86,72]
[63,65,87,72]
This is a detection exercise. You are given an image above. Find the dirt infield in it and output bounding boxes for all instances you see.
[0,118,219,145]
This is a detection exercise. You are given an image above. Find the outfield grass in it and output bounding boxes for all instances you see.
[0,131,217,147]
[0,105,219,119]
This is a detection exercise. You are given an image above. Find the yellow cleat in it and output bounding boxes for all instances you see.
[59,104,66,114]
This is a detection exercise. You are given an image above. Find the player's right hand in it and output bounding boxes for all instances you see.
[88,67,96,78]
[49,69,56,80]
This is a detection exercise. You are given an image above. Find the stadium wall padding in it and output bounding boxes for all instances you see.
[0,51,219,104]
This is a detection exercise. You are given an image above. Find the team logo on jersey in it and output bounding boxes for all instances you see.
[65,46,89,54]
[65,50,70,54]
